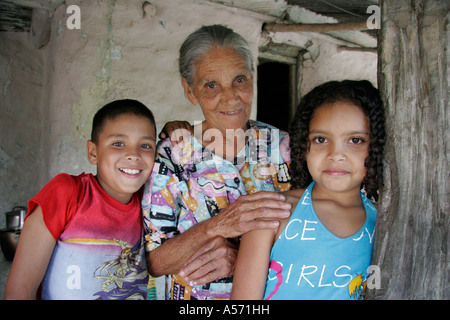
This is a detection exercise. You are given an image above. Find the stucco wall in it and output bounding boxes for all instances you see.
[300,37,378,95]
[0,32,50,227]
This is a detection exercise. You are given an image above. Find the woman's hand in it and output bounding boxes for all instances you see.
[158,120,193,145]
[146,192,290,280]
[176,191,291,285]
[179,236,238,286]
[208,191,291,239]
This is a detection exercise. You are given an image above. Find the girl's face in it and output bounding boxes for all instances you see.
[306,101,370,196]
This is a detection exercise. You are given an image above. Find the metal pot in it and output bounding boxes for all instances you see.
[5,206,26,229]
[0,227,21,261]
[1,207,26,261]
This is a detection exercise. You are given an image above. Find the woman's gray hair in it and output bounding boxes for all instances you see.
[179,25,255,87]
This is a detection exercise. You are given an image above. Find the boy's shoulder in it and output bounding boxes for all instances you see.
[38,173,99,203]
[50,172,77,183]
[47,172,91,189]
[28,173,94,239]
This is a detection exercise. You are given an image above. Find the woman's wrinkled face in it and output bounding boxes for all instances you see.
[182,46,254,134]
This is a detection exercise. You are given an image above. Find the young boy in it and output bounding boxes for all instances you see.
[4,99,156,300]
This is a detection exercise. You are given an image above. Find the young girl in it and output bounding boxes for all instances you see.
[231,80,385,300]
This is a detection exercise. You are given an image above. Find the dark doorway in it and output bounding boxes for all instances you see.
[257,62,291,132]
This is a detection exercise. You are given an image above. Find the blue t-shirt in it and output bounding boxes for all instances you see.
[264,181,377,300]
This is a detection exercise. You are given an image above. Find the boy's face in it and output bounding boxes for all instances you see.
[87,113,156,204]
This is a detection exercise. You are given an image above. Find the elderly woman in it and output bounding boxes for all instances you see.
[142,25,291,300]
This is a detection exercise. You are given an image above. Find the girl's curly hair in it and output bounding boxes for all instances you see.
[288,80,386,201]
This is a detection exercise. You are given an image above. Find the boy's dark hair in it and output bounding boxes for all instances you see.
[91,99,156,144]
[288,80,386,201]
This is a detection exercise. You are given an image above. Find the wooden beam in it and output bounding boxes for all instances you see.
[12,0,64,11]
[258,52,297,65]
[265,21,369,33]
[0,0,32,32]
[337,46,378,53]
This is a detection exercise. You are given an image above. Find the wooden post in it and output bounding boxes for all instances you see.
[368,0,449,299]
[264,21,369,33]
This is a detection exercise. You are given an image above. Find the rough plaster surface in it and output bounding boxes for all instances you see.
[301,37,378,94]
[0,32,49,227]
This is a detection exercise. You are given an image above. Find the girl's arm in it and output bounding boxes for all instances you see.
[4,205,56,299]
[230,228,276,300]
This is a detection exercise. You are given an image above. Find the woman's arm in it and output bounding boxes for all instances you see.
[231,228,276,300]
[147,191,291,284]
[146,217,217,277]
[4,205,56,299]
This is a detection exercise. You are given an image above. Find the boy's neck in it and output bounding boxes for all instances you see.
[94,175,133,204]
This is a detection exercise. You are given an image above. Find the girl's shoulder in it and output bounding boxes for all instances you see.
[275,188,307,239]
[282,188,307,208]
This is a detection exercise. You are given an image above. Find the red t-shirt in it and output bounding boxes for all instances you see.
[27,173,149,300]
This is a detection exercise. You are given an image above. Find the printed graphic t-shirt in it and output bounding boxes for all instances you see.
[264,181,377,300]
[27,173,149,300]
